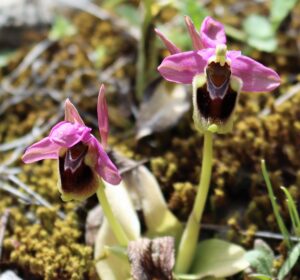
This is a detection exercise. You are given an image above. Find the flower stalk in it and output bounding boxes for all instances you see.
[96,180,129,247]
[175,130,213,273]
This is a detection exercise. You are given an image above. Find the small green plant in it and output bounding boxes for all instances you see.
[48,16,77,40]
[226,0,299,52]
[261,160,300,240]
[246,160,300,280]
[261,160,291,247]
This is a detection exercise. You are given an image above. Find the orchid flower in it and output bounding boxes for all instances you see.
[22,85,121,201]
[156,16,281,133]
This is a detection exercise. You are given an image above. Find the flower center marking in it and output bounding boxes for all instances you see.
[59,142,94,193]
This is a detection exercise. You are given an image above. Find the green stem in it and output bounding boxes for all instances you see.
[96,180,129,247]
[175,131,213,273]
[135,0,152,101]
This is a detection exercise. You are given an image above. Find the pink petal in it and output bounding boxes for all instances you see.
[230,55,281,92]
[49,121,92,147]
[157,49,214,84]
[155,28,181,54]
[89,136,121,185]
[97,84,109,148]
[185,16,203,50]
[227,50,242,60]
[64,99,85,125]
[22,137,60,163]
[200,16,226,48]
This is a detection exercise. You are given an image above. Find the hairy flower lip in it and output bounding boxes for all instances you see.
[206,62,231,97]
[58,142,99,201]
[197,62,237,122]
[193,72,242,134]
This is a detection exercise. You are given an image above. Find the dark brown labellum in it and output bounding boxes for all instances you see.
[59,142,97,198]
[196,61,238,122]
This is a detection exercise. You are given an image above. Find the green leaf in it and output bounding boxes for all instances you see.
[261,160,291,247]
[176,275,224,280]
[243,15,274,39]
[115,4,141,26]
[178,0,209,29]
[245,251,270,274]
[247,37,277,52]
[95,181,141,280]
[0,50,15,67]
[49,16,77,40]
[245,239,274,275]
[90,46,107,68]
[243,15,277,52]
[156,17,192,50]
[123,166,183,240]
[188,239,249,278]
[278,243,300,280]
[249,274,273,280]
[104,245,128,260]
[270,0,299,30]
[281,186,300,236]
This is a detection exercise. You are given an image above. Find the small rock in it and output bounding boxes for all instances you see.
[0,271,23,280]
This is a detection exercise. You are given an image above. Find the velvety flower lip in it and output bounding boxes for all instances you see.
[155,16,226,53]
[22,84,121,200]
[158,49,281,92]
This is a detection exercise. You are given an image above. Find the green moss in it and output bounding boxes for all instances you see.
[168,182,196,221]
[1,159,93,279]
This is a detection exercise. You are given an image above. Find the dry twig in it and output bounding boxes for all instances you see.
[6,175,65,219]
[260,83,300,117]
[202,223,300,242]
[0,109,63,152]
[0,181,32,204]
[0,209,10,260]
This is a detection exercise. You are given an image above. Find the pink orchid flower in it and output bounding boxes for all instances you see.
[156,16,281,133]
[22,85,121,201]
